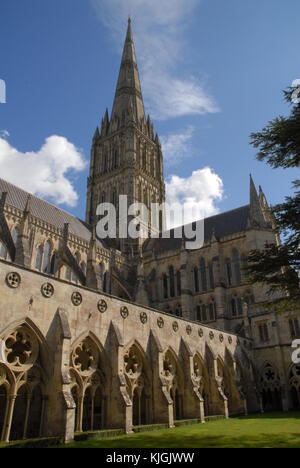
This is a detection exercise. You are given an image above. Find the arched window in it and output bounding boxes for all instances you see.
[209,301,216,321]
[169,266,175,298]
[11,227,19,245]
[98,263,103,279]
[103,271,108,293]
[196,305,201,322]
[194,267,199,293]
[72,252,80,283]
[289,318,300,339]
[35,246,43,270]
[65,266,71,281]
[226,259,232,286]
[232,249,241,284]
[200,259,207,292]
[241,255,249,278]
[101,192,106,204]
[176,271,181,296]
[0,240,7,259]
[163,274,168,299]
[231,297,237,317]
[42,241,51,273]
[208,263,214,289]
[80,261,86,275]
[143,147,147,169]
[175,305,182,317]
[237,297,243,316]
[50,253,58,276]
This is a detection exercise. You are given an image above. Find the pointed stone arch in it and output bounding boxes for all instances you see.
[123,339,152,426]
[259,361,282,412]
[70,331,110,433]
[0,318,51,442]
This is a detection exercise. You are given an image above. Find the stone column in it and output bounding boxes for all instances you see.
[3,395,16,443]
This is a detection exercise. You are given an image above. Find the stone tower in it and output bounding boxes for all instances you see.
[86,19,165,256]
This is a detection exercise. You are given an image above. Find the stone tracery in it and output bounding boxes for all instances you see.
[70,336,107,433]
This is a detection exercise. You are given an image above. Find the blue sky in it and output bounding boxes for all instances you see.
[0,0,299,222]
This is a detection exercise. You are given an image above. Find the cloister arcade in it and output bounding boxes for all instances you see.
[0,316,296,443]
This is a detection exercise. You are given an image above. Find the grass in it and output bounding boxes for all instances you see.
[57,412,300,448]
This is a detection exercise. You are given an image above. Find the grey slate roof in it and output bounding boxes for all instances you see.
[143,205,250,254]
[0,177,106,248]
[0,177,250,254]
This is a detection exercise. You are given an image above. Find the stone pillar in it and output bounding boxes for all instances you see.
[3,395,16,443]
[45,309,75,443]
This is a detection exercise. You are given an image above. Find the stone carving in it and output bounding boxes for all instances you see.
[97,299,107,313]
[120,306,129,319]
[157,317,164,329]
[71,291,82,306]
[4,327,38,370]
[6,272,21,289]
[140,312,147,324]
[41,282,54,298]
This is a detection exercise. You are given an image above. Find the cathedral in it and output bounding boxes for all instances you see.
[0,19,299,444]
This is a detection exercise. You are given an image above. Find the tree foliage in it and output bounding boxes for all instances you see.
[248,87,300,308]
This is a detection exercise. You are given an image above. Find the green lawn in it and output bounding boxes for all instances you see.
[59,412,300,448]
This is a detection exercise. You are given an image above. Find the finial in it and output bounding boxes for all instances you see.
[128,16,131,24]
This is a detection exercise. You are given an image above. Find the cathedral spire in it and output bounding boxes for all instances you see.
[249,174,266,228]
[110,18,145,125]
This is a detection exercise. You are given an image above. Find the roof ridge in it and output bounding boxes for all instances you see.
[0,177,85,224]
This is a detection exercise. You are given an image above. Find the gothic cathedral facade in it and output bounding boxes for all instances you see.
[0,20,299,443]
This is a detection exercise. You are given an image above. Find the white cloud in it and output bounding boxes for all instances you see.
[0,135,86,207]
[161,126,195,167]
[165,168,223,228]
[91,0,219,120]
